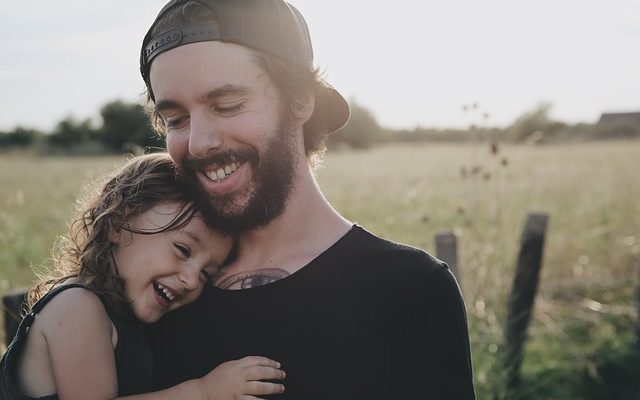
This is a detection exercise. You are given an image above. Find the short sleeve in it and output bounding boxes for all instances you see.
[389,265,476,399]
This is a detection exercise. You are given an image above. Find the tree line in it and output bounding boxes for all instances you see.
[0,101,163,154]
[1,100,638,154]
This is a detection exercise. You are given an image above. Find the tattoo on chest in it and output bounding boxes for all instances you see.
[211,268,291,289]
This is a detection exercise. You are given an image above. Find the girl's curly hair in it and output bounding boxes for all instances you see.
[27,153,204,314]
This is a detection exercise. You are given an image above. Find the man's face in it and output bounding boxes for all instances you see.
[149,41,301,232]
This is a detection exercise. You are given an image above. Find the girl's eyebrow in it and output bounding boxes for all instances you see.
[180,229,203,245]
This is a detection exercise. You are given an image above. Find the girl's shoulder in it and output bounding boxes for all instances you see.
[32,285,117,347]
[37,285,106,315]
[13,285,121,398]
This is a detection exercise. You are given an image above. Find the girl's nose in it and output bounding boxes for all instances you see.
[178,267,201,291]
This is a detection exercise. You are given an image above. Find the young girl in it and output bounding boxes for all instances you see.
[0,153,285,400]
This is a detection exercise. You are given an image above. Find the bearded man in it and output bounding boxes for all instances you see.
[141,1,475,398]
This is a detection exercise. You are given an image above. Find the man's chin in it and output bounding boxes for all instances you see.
[185,116,296,235]
[203,209,276,235]
[197,192,266,234]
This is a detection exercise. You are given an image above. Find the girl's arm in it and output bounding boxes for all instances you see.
[39,287,119,399]
[116,356,286,400]
[40,288,284,400]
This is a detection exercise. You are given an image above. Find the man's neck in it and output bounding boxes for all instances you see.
[213,165,351,288]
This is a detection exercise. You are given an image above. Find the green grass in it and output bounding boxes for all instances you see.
[2,140,639,398]
[0,155,122,284]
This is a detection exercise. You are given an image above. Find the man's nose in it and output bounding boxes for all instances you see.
[188,111,223,158]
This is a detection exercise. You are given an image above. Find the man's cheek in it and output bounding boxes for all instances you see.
[166,133,187,163]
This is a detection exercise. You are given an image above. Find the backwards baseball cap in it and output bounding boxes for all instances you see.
[140,0,350,133]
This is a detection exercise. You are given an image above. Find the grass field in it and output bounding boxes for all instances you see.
[1,140,639,398]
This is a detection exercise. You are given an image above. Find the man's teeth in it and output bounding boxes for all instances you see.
[205,162,239,182]
[156,282,175,301]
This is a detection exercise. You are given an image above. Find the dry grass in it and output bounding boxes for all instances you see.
[318,140,640,397]
[0,155,126,292]
[1,140,639,397]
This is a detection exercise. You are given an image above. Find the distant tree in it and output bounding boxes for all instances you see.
[48,117,95,146]
[507,102,563,142]
[0,126,43,148]
[99,100,163,152]
[329,100,387,149]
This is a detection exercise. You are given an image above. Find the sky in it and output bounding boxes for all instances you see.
[1,0,639,132]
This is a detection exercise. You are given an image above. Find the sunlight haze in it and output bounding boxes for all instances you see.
[1,0,638,131]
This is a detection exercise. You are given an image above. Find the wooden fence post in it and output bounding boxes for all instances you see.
[636,266,640,352]
[2,288,28,347]
[435,230,461,285]
[504,212,549,392]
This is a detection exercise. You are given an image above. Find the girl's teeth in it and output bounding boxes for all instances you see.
[156,283,174,302]
[162,288,174,301]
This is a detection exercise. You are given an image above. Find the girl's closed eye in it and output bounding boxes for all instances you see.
[174,243,191,258]
[200,269,212,283]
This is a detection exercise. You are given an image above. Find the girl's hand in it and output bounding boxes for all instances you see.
[197,356,286,400]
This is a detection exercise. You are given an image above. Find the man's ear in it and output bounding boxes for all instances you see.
[291,89,315,124]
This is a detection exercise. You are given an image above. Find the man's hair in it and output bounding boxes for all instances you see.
[144,1,335,164]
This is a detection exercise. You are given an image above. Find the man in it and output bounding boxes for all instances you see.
[141,0,475,398]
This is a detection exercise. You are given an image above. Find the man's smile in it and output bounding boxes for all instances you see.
[204,160,240,182]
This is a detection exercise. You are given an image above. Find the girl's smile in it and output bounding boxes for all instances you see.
[110,202,233,323]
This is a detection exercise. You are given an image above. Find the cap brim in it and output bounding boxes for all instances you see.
[325,85,350,133]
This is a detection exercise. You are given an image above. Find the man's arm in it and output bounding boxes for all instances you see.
[390,265,476,399]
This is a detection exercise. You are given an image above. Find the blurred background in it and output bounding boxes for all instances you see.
[1,1,639,398]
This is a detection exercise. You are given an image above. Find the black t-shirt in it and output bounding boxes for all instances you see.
[148,225,475,399]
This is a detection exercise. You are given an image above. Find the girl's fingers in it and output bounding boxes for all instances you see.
[245,365,286,381]
[238,356,281,368]
[245,380,286,395]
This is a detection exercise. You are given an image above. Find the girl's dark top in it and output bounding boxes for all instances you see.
[0,284,153,400]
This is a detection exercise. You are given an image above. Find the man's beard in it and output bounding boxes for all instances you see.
[182,122,298,235]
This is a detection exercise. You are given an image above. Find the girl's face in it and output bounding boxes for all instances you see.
[111,202,232,323]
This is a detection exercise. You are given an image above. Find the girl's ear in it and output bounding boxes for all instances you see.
[109,228,121,245]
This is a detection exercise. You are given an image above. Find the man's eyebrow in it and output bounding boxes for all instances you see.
[155,99,182,113]
[202,84,250,101]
